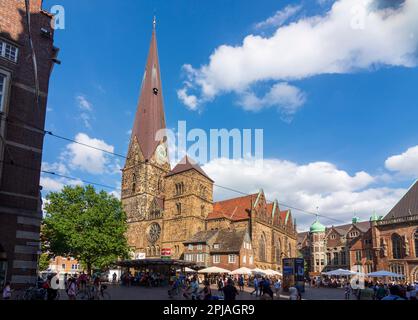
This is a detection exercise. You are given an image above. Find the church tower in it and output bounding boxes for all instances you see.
[122,19,170,258]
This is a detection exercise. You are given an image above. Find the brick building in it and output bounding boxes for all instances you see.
[298,180,418,282]
[47,256,81,275]
[183,229,255,270]
[0,0,58,287]
[121,21,298,273]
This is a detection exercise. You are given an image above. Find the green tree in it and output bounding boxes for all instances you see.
[38,252,50,272]
[42,185,129,274]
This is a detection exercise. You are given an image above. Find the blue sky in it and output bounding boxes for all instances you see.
[41,0,418,230]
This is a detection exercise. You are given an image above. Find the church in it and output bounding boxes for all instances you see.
[121,22,298,272]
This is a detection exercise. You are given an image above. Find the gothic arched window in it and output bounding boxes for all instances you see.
[176,202,182,215]
[132,173,137,192]
[415,230,418,258]
[392,233,403,259]
[259,234,266,262]
[288,243,292,257]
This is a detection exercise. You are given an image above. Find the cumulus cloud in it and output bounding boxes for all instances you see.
[255,4,302,29]
[203,157,405,230]
[62,133,118,175]
[385,145,418,177]
[40,176,84,193]
[177,88,199,110]
[238,82,306,118]
[179,0,418,116]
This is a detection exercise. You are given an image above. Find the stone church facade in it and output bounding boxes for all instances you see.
[121,23,298,272]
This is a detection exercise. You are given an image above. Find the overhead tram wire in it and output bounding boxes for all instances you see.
[0,114,126,159]
[0,114,345,223]
[0,160,116,191]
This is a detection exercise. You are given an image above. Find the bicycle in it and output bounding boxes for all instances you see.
[96,284,111,300]
[76,285,93,300]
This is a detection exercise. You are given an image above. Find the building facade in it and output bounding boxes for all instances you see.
[0,0,58,287]
[299,180,418,282]
[183,229,255,270]
[121,23,298,272]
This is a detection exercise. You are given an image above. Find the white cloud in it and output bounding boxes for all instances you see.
[238,82,306,116]
[62,133,116,175]
[41,162,69,175]
[179,0,418,116]
[385,145,418,177]
[40,176,84,193]
[255,4,302,29]
[76,95,93,111]
[177,88,199,110]
[76,95,94,128]
[202,157,405,230]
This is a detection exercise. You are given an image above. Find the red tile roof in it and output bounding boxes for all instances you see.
[208,194,258,221]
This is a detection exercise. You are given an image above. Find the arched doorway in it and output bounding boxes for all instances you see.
[0,244,7,287]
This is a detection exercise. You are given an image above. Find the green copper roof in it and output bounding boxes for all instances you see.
[370,212,379,222]
[310,219,326,233]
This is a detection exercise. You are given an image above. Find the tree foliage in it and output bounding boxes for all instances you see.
[42,185,129,274]
[38,253,50,272]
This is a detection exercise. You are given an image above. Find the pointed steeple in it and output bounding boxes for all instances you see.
[131,18,166,161]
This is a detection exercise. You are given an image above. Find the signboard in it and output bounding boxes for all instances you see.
[161,248,171,259]
[282,258,306,293]
[282,258,293,276]
[135,252,146,260]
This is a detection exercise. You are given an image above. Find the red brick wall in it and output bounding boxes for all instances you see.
[0,0,56,287]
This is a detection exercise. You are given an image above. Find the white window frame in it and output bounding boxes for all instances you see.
[188,244,193,251]
[213,255,220,264]
[196,253,204,263]
[213,244,220,249]
[249,255,254,265]
[243,255,247,264]
[228,254,236,264]
[197,244,203,250]
[0,40,19,63]
[0,69,11,117]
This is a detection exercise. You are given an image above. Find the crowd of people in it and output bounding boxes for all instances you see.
[310,275,418,300]
[120,271,167,287]
[166,273,293,301]
[344,281,418,300]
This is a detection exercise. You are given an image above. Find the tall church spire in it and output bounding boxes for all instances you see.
[130,18,166,161]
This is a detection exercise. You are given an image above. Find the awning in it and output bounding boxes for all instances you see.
[366,270,405,278]
[230,267,253,275]
[198,266,231,274]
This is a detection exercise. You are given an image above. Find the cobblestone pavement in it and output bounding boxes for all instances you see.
[57,284,352,301]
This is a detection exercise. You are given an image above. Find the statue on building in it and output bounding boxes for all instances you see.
[381,238,388,257]
[403,235,410,256]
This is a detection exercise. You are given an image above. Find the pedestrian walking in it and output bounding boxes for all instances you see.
[67,278,77,300]
[238,275,245,292]
[2,282,12,300]
[250,277,259,296]
[223,278,239,301]
[274,278,282,299]
[344,283,351,300]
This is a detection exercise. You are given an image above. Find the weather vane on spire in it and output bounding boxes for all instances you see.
[153,15,157,29]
